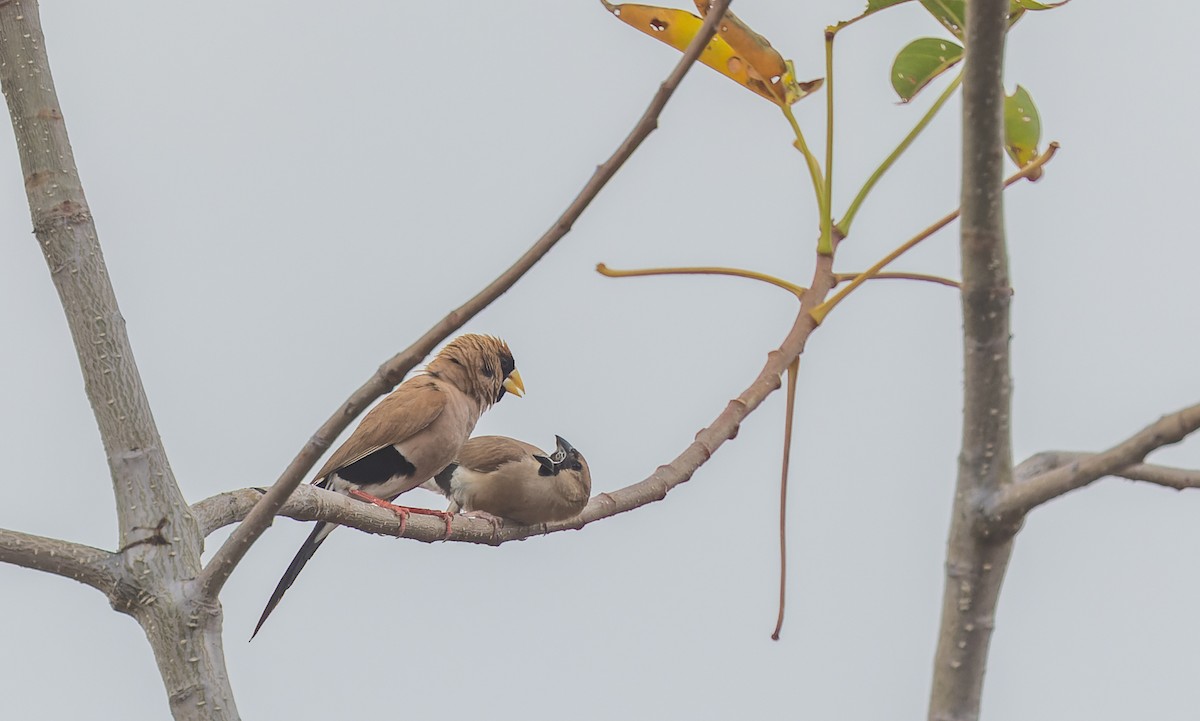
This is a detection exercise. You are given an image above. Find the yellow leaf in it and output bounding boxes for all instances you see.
[602,2,818,105]
[691,1,790,103]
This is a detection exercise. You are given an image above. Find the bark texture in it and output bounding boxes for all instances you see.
[927,1,1016,720]
[0,3,236,718]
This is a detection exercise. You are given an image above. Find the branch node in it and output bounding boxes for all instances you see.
[31,199,91,235]
[117,517,170,553]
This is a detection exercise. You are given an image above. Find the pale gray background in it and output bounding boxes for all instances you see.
[2,1,1197,719]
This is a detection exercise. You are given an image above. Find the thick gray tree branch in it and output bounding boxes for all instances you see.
[0,527,116,592]
[928,2,1015,720]
[0,2,230,718]
[984,403,1200,520]
[0,2,198,557]
[191,0,737,604]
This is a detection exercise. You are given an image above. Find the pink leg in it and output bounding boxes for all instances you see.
[348,490,454,539]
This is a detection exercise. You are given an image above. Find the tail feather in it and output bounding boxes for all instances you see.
[250,521,338,640]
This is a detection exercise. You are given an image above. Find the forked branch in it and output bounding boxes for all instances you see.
[985,403,1200,522]
[195,251,838,547]
[1015,452,1200,491]
[191,0,737,603]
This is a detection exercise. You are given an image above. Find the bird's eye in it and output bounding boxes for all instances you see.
[480,365,494,378]
[571,462,582,471]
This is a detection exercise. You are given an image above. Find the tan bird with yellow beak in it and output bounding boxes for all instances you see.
[252,334,523,638]
[425,435,591,525]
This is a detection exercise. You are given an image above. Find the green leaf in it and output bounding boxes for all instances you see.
[913,0,1061,38]
[832,0,909,32]
[1009,0,1069,30]
[1008,3,1027,27]
[1012,0,1070,9]
[919,0,966,37]
[891,37,964,102]
[1004,85,1042,170]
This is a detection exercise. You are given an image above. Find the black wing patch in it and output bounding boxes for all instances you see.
[337,445,416,487]
[433,462,458,493]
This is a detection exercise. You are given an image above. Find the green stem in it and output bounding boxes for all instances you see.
[835,71,963,238]
[812,141,1058,325]
[782,103,825,217]
[819,29,835,255]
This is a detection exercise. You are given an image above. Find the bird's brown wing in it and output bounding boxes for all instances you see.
[455,435,544,474]
[312,377,447,481]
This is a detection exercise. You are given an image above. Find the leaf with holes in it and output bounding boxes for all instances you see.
[691,1,794,104]
[602,1,820,105]
[919,0,966,37]
[1004,85,1042,173]
[891,37,963,102]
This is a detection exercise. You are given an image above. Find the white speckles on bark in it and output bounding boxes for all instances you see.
[0,3,235,719]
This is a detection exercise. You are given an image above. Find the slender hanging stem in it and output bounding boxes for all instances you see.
[771,357,800,641]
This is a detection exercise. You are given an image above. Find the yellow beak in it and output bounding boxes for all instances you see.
[502,369,525,398]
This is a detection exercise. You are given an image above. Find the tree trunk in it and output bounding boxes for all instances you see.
[0,2,238,717]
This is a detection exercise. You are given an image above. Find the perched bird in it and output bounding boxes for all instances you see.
[252,334,523,639]
[425,435,591,525]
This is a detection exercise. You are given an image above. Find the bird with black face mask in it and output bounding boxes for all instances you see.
[252,334,523,639]
[425,435,591,525]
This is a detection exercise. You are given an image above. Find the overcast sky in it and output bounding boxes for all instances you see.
[3,1,1198,719]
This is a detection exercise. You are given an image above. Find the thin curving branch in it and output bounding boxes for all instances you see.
[195,251,839,546]
[0,527,116,593]
[191,0,737,603]
[928,2,1015,720]
[1107,462,1200,490]
[597,262,807,297]
[985,403,1200,521]
[834,271,960,289]
[199,178,845,554]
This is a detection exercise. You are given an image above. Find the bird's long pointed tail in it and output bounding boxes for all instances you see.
[251,521,337,640]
